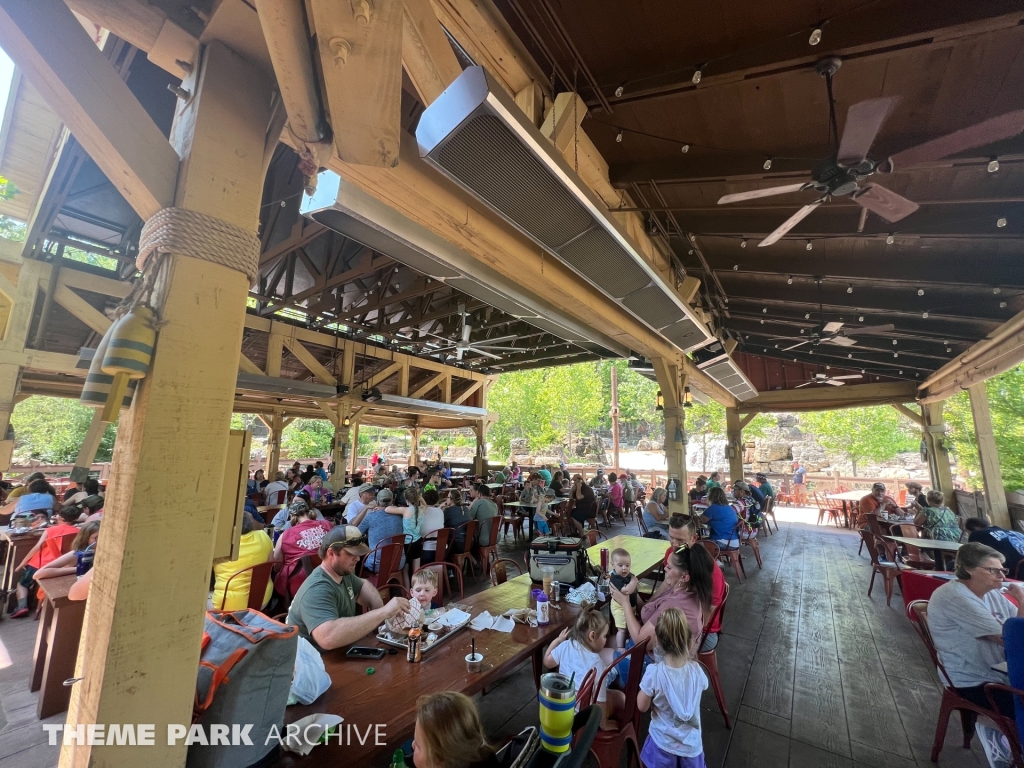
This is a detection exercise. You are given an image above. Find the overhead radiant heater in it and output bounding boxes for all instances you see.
[416,66,714,354]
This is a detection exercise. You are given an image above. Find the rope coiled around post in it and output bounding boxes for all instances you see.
[137,208,260,283]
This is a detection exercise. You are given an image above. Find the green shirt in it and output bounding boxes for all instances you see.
[922,506,961,542]
[758,481,775,498]
[538,469,552,483]
[706,480,721,489]
[287,567,364,652]
[493,472,506,484]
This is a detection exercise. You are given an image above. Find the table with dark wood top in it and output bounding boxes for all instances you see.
[1,527,44,601]
[31,573,85,719]
[884,535,962,571]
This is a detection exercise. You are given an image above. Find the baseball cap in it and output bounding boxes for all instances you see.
[597,468,605,475]
[733,481,749,491]
[376,488,394,505]
[357,483,375,496]
[872,482,886,491]
[319,524,370,558]
[755,473,767,481]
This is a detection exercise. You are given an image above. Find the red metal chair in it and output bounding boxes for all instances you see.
[499,503,525,544]
[583,529,608,547]
[700,536,745,584]
[358,542,405,591]
[859,529,902,606]
[907,600,1024,764]
[697,582,731,728]
[422,527,454,566]
[450,520,479,582]
[574,668,597,712]
[488,554,523,586]
[590,638,650,768]
[474,518,501,581]
[761,496,778,534]
[736,521,762,569]
[891,523,936,569]
[220,561,275,611]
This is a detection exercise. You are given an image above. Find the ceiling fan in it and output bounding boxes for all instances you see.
[795,372,864,388]
[425,304,522,361]
[717,57,1024,247]
[771,320,895,352]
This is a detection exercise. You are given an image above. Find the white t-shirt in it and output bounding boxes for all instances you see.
[928,580,1015,688]
[419,506,445,551]
[340,486,363,505]
[550,639,609,704]
[640,661,708,757]
[263,481,289,504]
[345,499,369,522]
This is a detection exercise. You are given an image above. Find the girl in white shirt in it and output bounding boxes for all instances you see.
[638,607,709,768]
[543,607,623,726]
[418,488,446,563]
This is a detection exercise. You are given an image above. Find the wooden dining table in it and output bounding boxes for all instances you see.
[884,535,962,571]
[281,535,664,766]
[0,526,44,605]
[503,498,567,540]
[31,573,86,718]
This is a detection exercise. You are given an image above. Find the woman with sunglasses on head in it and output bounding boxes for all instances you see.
[927,542,1024,718]
[611,542,715,667]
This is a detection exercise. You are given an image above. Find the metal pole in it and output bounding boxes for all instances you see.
[610,364,620,473]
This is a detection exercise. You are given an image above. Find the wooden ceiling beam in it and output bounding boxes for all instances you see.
[402,0,463,105]
[336,279,446,322]
[0,0,179,220]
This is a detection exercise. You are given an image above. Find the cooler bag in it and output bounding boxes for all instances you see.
[528,536,592,586]
[187,610,298,768]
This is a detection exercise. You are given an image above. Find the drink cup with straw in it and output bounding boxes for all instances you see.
[466,637,482,673]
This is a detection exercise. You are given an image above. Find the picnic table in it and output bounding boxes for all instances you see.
[282,535,665,765]
[31,574,85,718]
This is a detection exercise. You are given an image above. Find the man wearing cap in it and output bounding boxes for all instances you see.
[859,482,900,526]
[345,483,377,526]
[356,489,407,572]
[589,469,609,490]
[755,473,775,501]
[287,525,410,652]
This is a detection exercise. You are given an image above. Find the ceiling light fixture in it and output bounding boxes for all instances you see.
[917,288,925,296]
[763,158,772,170]
[988,158,1000,173]
[809,27,822,45]
[681,144,689,153]
[894,353,899,358]
[616,130,623,143]
[692,67,702,84]
[997,217,1008,228]
[760,319,765,324]
[655,390,664,410]
[886,234,895,245]
[683,386,693,408]
[899,369,903,374]
[614,85,624,97]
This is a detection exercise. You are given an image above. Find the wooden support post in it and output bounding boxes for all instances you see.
[922,401,957,514]
[331,402,351,487]
[968,383,1009,527]
[725,407,745,486]
[472,421,488,476]
[410,426,423,465]
[349,420,360,475]
[61,42,270,768]
[652,356,689,515]
[70,409,108,482]
[264,410,284,478]
[610,364,620,474]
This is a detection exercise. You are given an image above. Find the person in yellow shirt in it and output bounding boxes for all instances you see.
[211,512,274,610]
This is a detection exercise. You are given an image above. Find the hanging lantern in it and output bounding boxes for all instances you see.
[99,305,157,421]
[655,390,664,411]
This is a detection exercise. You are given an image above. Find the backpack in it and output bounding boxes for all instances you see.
[623,483,636,504]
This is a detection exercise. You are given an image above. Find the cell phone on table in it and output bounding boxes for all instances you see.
[346,646,386,659]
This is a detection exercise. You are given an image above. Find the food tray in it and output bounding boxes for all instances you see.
[376,611,472,655]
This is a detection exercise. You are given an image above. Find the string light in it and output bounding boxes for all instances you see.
[762,308,768,313]
[886,234,895,245]
[740,240,747,248]
[988,158,1000,173]
[997,217,1007,228]
[732,264,739,270]
[787,276,793,284]
[922,312,929,318]
[994,288,1002,294]
[692,67,702,84]
[616,130,623,143]
[846,284,853,293]
[894,353,899,358]
[681,144,689,153]
[893,339,898,345]
[764,158,773,170]
[804,313,811,319]
[614,85,624,97]
[809,27,822,45]
[917,288,925,296]
[847,353,853,358]
[1000,301,1008,308]
[806,240,813,250]
[858,316,864,322]
[946,347,952,352]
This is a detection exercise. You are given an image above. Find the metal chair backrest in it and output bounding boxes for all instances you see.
[636,509,650,536]
[698,582,730,653]
[575,668,597,711]
[555,706,602,768]
[907,599,956,689]
[424,527,454,561]
[697,539,721,560]
[57,531,78,555]
[596,638,650,733]
[484,515,500,547]
[489,556,523,586]
[382,533,407,547]
[221,560,275,611]
[360,542,404,580]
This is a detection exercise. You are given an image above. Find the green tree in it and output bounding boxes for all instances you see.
[11,396,117,464]
[281,418,333,459]
[486,368,549,458]
[800,405,918,476]
[943,364,1024,492]
[0,216,26,242]
[540,362,605,456]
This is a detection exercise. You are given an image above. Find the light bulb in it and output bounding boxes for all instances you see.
[692,68,702,85]
[775,344,780,348]
[762,307,768,313]
[994,287,1002,294]
[616,130,623,143]
[760,319,765,324]
[804,313,811,319]
[886,234,895,245]
[899,370,903,374]
[764,158,773,170]
[806,240,813,250]
[809,28,822,45]
[894,353,899,358]
[946,347,952,352]
[848,353,853,359]
[1000,301,1008,308]
[740,240,747,248]
[732,264,739,270]
[893,339,898,345]
[787,276,793,284]
[681,144,689,153]
[988,159,1000,173]
[917,288,924,296]
[997,217,1007,228]
[858,316,864,322]
[614,85,624,97]
[826,365,831,370]
[922,312,929,318]
[847,285,853,293]
[861,369,866,374]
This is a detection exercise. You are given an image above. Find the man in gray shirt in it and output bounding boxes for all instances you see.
[469,484,499,547]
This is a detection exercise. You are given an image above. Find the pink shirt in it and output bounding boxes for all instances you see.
[608,481,624,508]
[641,586,704,651]
[274,519,332,597]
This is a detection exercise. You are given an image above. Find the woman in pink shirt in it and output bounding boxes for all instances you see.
[607,472,625,518]
[272,502,332,598]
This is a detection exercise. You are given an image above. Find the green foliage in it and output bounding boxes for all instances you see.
[11,396,117,464]
[943,365,1024,492]
[800,405,919,475]
[0,175,17,202]
[0,215,26,242]
[62,245,119,271]
[281,418,333,459]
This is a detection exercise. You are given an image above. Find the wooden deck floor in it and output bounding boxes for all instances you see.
[0,512,992,767]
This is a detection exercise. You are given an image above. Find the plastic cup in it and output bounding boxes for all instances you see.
[542,565,555,597]
[466,653,483,673]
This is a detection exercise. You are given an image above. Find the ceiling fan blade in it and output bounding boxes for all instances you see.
[853,184,919,223]
[837,97,899,166]
[469,348,503,360]
[794,381,817,388]
[823,321,844,333]
[825,380,845,386]
[824,336,857,347]
[758,199,824,247]
[470,346,522,352]
[470,334,518,346]
[831,375,864,380]
[887,109,1024,170]
[843,323,895,335]
[782,340,811,351]
[717,183,810,205]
